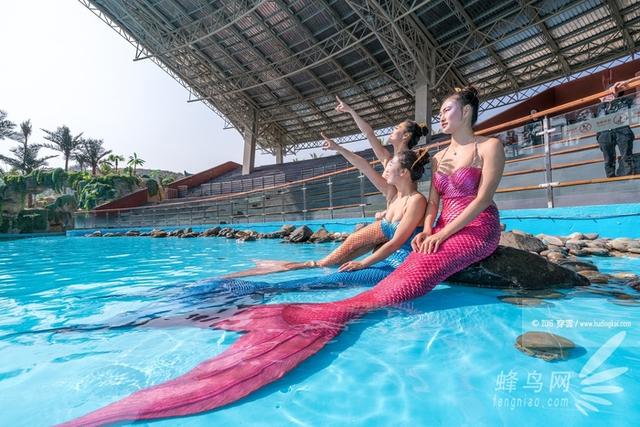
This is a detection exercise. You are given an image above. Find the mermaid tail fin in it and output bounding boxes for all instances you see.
[57,304,342,427]
[223,259,312,279]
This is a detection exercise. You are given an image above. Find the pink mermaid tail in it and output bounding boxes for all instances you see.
[57,304,341,427]
[59,168,500,426]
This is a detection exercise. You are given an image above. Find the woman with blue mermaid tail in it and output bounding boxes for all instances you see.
[206,142,429,296]
[224,98,429,279]
[58,86,505,427]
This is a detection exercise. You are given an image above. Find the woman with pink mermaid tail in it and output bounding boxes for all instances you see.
[224,97,429,279]
[58,86,505,427]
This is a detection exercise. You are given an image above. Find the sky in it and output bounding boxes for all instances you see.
[0,0,277,173]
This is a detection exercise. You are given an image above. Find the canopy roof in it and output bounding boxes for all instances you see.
[82,0,640,152]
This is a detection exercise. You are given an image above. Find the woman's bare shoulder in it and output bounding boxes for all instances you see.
[477,136,502,152]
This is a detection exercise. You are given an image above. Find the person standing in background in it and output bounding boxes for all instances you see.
[596,80,635,177]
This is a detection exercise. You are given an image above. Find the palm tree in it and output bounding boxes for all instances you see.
[41,125,83,171]
[127,152,145,176]
[104,153,125,174]
[72,152,88,172]
[0,144,56,174]
[76,138,112,175]
[0,110,16,141]
[13,120,33,172]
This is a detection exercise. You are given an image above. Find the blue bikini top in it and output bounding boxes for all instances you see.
[379,218,422,268]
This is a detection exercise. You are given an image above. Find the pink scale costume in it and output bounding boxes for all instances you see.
[59,160,501,426]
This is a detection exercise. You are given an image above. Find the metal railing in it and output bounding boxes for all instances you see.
[75,80,640,230]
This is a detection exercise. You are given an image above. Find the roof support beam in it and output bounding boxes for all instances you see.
[446,0,519,90]
[606,0,636,52]
[242,109,257,175]
[135,0,267,60]
[517,0,571,75]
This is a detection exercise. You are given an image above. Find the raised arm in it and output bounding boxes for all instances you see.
[419,137,505,253]
[335,96,391,165]
[339,194,427,271]
[321,132,393,198]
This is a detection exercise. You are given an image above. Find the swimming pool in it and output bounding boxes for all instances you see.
[1,236,638,426]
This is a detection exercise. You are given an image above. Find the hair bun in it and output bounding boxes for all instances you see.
[418,123,430,137]
[413,148,430,167]
[460,85,479,100]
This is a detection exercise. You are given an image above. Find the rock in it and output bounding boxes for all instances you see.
[515,332,576,361]
[309,226,332,243]
[151,230,168,238]
[125,230,140,236]
[218,227,234,237]
[547,244,567,254]
[500,223,506,231]
[583,233,599,240]
[288,225,313,243]
[567,232,584,240]
[354,223,368,232]
[181,232,199,238]
[516,290,565,299]
[555,259,598,272]
[202,226,221,237]
[578,270,610,284]
[139,231,151,236]
[569,249,588,257]
[498,296,551,307]
[240,235,256,242]
[628,247,640,254]
[565,242,583,252]
[537,234,564,247]
[102,232,117,237]
[511,229,531,237]
[499,232,547,253]
[280,224,296,236]
[332,232,348,242]
[169,228,184,237]
[610,272,638,282]
[609,298,640,307]
[448,246,590,290]
[608,238,633,252]
[264,231,285,239]
[581,247,610,257]
[546,252,566,262]
[584,240,607,249]
[87,231,102,237]
[612,292,636,300]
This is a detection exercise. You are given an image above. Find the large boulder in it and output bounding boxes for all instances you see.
[288,225,313,243]
[499,231,547,253]
[309,226,332,243]
[202,226,221,237]
[280,224,296,236]
[448,246,590,290]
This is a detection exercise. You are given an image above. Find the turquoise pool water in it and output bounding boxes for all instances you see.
[1,236,638,426]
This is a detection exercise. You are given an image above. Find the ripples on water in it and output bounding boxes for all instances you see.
[0,236,639,426]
